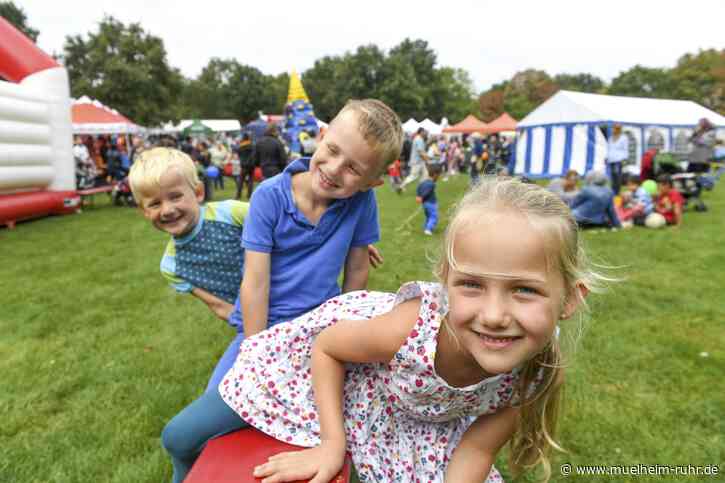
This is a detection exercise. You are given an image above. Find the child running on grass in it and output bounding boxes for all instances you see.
[416,163,442,235]
[163,177,603,482]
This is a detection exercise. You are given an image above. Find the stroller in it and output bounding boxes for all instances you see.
[653,152,707,212]
[111,176,135,207]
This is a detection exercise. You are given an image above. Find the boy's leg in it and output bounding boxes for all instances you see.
[423,202,438,233]
[162,388,248,483]
[206,332,245,392]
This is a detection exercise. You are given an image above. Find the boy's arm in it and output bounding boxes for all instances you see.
[341,245,370,293]
[240,250,271,338]
[191,288,234,321]
[444,407,519,482]
[367,244,383,269]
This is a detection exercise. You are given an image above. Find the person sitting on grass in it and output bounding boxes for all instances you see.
[162,177,601,483]
[416,163,441,236]
[129,147,249,390]
[616,173,654,227]
[547,169,580,206]
[570,170,621,229]
[654,174,684,227]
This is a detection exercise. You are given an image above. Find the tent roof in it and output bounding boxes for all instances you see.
[519,90,725,128]
[71,96,142,134]
[402,118,419,133]
[177,119,241,132]
[443,114,488,134]
[482,112,517,133]
[419,118,442,135]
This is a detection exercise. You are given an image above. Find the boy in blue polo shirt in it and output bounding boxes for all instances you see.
[217,99,402,389]
[161,99,404,482]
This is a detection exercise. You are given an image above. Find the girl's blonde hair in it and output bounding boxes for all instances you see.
[435,176,607,481]
[129,148,200,208]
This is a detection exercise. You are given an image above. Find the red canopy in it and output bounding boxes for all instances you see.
[442,114,489,134]
[482,112,517,134]
[71,96,142,134]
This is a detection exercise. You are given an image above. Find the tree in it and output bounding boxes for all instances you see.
[0,1,38,42]
[477,69,557,120]
[672,49,725,113]
[553,73,605,93]
[183,58,282,122]
[478,88,505,122]
[61,16,184,126]
[607,65,677,99]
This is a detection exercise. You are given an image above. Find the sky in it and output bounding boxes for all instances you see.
[21,0,725,93]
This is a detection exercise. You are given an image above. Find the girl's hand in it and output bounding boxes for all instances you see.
[252,441,346,483]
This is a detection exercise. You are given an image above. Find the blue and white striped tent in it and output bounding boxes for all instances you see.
[514,90,725,178]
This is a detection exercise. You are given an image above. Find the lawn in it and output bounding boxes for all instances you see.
[1,175,723,482]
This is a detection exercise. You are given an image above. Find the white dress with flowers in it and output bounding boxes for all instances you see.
[219,282,522,482]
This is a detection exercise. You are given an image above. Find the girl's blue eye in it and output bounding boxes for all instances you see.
[515,287,537,295]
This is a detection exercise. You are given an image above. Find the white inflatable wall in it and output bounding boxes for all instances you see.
[0,67,73,194]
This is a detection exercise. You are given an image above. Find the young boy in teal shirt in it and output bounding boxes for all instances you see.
[129,148,249,388]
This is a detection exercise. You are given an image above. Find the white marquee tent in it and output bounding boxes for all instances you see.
[514,90,725,178]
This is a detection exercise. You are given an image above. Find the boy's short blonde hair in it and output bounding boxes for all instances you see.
[129,147,200,207]
[333,99,404,175]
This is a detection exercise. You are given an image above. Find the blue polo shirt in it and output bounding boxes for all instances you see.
[228,158,380,333]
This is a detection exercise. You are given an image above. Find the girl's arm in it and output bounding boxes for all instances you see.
[241,250,271,338]
[253,298,421,483]
[445,407,519,482]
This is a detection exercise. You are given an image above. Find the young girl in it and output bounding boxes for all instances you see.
[163,177,600,482]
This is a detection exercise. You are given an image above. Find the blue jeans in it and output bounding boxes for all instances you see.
[608,162,622,195]
[162,389,249,483]
[423,201,438,232]
[206,332,244,392]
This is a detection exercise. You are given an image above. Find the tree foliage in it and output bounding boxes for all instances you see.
[61,16,184,126]
[302,38,475,122]
[181,58,283,122]
[0,1,38,42]
[608,65,677,98]
[671,48,725,113]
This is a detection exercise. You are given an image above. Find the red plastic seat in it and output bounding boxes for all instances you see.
[185,428,352,483]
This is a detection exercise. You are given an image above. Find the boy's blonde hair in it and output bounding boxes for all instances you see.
[333,99,404,174]
[435,176,607,482]
[129,147,201,207]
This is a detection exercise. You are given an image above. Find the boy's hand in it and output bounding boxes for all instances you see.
[415,196,423,204]
[252,441,346,483]
[367,244,383,269]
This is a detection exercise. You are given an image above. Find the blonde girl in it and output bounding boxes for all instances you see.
[170,177,601,482]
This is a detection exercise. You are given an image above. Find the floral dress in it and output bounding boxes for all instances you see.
[219,282,521,482]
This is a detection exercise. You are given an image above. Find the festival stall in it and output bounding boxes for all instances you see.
[514,90,725,178]
[72,96,143,134]
[442,114,489,134]
[482,112,517,135]
[0,17,78,228]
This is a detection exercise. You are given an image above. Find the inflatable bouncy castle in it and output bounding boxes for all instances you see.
[0,17,78,228]
[282,70,319,156]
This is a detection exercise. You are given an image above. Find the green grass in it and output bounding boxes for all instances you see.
[1,176,723,482]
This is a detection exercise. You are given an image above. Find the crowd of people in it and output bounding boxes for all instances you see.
[545,120,723,230]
